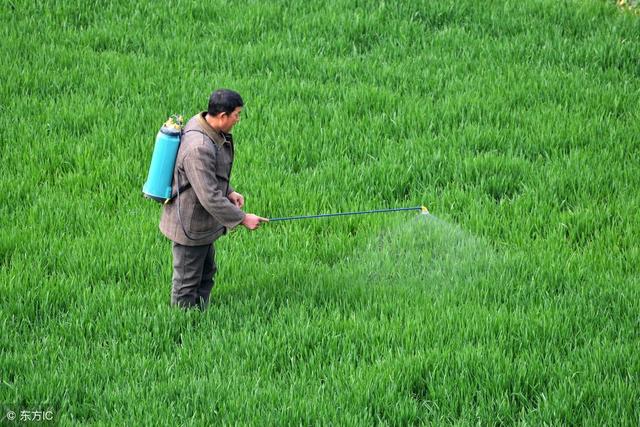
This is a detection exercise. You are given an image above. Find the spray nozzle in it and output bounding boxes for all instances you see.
[420,206,429,215]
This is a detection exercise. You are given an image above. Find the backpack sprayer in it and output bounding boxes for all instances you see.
[268,206,429,222]
[142,115,184,204]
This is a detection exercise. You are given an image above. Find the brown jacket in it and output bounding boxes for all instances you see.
[160,112,246,246]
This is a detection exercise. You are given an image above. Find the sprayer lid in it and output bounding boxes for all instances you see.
[160,126,181,136]
[159,115,183,136]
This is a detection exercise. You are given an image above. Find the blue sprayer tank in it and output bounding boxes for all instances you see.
[142,116,183,203]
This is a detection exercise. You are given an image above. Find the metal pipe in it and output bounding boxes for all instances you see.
[269,206,429,222]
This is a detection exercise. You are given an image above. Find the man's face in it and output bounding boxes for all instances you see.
[219,107,242,133]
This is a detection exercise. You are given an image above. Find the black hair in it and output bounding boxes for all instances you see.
[207,89,244,116]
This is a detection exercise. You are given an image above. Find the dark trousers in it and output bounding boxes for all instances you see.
[171,242,217,310]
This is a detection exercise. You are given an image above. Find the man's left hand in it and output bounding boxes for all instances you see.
[228,191,245,209]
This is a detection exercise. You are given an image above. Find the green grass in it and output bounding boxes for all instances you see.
[1,0,639,424]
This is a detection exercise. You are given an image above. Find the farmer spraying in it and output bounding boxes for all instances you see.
[159,89,268,310]
[146,89,427,310]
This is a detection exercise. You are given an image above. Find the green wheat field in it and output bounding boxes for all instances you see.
[1,0,639,425]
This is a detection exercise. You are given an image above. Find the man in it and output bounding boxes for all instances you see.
[160,89,268,310]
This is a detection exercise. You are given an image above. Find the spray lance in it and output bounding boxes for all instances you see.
[267,205,430,223]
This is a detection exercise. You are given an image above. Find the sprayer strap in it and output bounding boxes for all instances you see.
[174,183,191,196]
[165,128,203,202]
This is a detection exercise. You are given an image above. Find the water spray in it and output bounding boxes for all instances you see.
[269,206,430,222]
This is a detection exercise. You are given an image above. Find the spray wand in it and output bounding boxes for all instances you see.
[268,206,429,222]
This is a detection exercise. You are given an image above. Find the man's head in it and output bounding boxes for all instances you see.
[207,89,243,133]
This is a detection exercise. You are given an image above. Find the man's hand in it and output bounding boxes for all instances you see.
[228,191,244,209]
[242,214,269,230]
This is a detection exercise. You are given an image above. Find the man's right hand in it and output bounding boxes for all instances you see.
[242,213,269,230]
